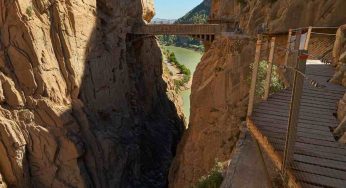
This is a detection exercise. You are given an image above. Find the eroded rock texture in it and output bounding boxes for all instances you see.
[0,0,184,187]
[335,94,346,143]
[169,0,346,187]
[213,0,346,34]
[332,25,346,143]
[0,172,5,188]
[331,25,346,87]
[169,37,250,188]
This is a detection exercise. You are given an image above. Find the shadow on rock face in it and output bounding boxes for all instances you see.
[0,0,184,187]
[72,0,185,187]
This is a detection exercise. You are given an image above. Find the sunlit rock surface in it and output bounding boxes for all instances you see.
[0,0,184,187]
[331,25,346,144]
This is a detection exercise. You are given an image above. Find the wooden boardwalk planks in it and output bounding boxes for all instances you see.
[248,63,346,188]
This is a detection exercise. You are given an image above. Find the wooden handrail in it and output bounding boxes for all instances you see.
[282,50,308,177]
[304,26,312,50]
[247,37,262,117]
[263,37,276,100]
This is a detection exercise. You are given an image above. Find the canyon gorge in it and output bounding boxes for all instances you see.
[0,0,346,188]
[170,0,346,187]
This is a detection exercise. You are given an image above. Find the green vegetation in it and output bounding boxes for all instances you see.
[163,49,192,90]
[174,75,191,90]
[236,0,247,5]
[195,161,224,188]
[157,0,210,51]
[168,52,191,76]
[250,61,285,97]
[26,6,34,17]
[175,0,210,25]
[163,46,203,121]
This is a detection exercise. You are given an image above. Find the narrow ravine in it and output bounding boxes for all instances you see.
[162,46,203,123]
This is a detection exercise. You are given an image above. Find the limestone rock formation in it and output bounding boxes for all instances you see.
[169,37,251,188]
[169,0,346,187]
[142,0,155,23]
[0,172,6,188]
[335,93,346,143]
[0,0,184,187]
[331,25,346,87]
[162,62,186,123]
[332,25,346,143]
[213,0,346,34]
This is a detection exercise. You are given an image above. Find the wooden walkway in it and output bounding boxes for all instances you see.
[248,62,346,187]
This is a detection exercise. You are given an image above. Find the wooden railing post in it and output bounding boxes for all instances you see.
[282,29,293,87]
[247,37,262,117]
[263,37,276,100]
[304,26,313,50]
[285,29,292,66]
[282,50,308,177]
[285,30,302,86]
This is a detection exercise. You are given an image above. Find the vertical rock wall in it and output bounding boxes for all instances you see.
[332,25,346,143]
[169,37,252,188]
[0,0,184,187]
[331,25,346,87]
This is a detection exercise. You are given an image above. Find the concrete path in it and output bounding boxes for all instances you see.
[221,130,274,188]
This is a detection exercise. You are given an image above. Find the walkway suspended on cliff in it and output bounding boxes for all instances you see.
[247,27,346,188]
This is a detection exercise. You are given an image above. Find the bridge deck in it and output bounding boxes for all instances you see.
[132,24,222,35]
[248,62,346,187]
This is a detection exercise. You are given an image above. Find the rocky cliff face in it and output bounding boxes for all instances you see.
[332,25,346,143]
[331,25,346,87]
[169,0,346,187]
[214,0,346,34]
[0,173,5,188]
[169,36,251,188]
[0,0,184,187]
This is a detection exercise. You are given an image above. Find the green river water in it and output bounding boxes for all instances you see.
[162,46,203,122]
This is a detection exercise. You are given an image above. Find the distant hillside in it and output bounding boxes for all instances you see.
[158,0,211,51]
[175,0,210,24]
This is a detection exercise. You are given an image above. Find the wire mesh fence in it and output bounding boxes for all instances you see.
[247,27,346,188]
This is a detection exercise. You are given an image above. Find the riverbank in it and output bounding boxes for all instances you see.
[161,45,203,123]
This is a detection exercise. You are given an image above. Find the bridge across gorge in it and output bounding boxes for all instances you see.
[131,24,227,42]
[132,24,222,35]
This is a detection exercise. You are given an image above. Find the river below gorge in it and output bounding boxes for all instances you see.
[162,46,203,124]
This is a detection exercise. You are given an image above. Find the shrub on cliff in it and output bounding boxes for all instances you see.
[169,52,178,64]
[163,50,191,91]
[168,52,191,76]
[26,6,34,17]
[249,60,284,97]
[195,162,224,188]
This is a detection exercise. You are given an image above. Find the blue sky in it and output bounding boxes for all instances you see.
[154,0,203,19]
